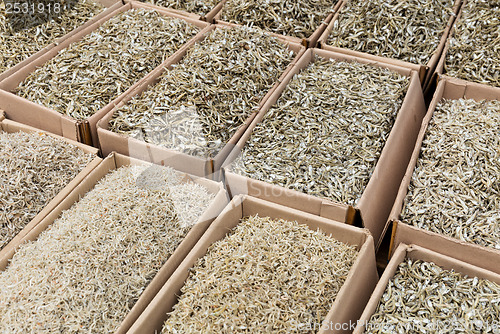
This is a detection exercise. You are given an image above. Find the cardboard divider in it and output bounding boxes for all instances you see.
[353,243,500,333]
[223,47,427,249]
[387,76,500,271]
[96,23,305,177]
[0,152,229,334]
[0,0,124,82]
[127,195,378,334]
[0,112,102,266]
[317,0,462,87]
[0,1,209,147]
[202,0,226,23]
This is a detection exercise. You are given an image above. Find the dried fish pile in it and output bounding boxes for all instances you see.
[142,0,219,15]
[445,0,500,87]
[0,0,104,74]
[327,0,455,64]
[0,131,95,250]
[365,259,500,333]
[0,164,215,333]
[402,99,500,250]
[163,215,359,333]
[110,26,294,158]
[220,0,339,39]
[232,57,409,205]
[15,8,199,120]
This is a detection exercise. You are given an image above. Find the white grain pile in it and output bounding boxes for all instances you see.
[0,164,215,333]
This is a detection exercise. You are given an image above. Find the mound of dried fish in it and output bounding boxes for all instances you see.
[0,0,104,74]
[0,164,215,333]
[15,8,199,120]
[221,0,339,39]
[402,98,500,250]
[232,57,408,205]
[327,0,455,65]
[142,0,219,16]
[110,26,294,158]
[365,259,500,333]
[0,131,95,250]
[445,0,500,87]
[163,215,359,333]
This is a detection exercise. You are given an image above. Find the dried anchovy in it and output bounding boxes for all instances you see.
[328,0,455,65]
[0,131,95,250]
[15,8,199,120]
[0,0,104,74]
[0,164,215,333]
[445,0,500,87]
[110,26,294,158]
[402,98,500,250]
[365,259,500,333]
[221,0,339,39]
[231,57,409,205]
[141,0,219,16]
[163,215,359,333]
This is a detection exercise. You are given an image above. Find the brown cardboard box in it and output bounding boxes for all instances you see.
[0,152,229,334]
[387,76,500,273]
[0,111,101,265]
[0,0,124,82]
[223,48,427,249]
[317,0,462,88]
[353,243,500,333]
[97,23,305,177]
[0,1,209,147]
[222,170,357,225]
[211,0,343,47]
[127,194,378,334]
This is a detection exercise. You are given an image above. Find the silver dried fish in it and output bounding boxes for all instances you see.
[140,0,219,16]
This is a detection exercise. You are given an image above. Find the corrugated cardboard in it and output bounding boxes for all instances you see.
[353,243,500,333]
[127,195,378,334]
[223,48,427,249]
[0,1,209,146]
[0,152,229,334]
[0,111,101,265]
[222,170,357,225]
[97,23,305,177]
[387,76,500,272]
[0,0,124,82]
[317,0,462,87]
[212,0,343,47]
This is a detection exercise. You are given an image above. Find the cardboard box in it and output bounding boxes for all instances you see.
[317,0,462,88]
[0,152,229,334]
[127,195,378,334]
[97,23,305,177]
[0,0,124,82]
[211,0,343,47]
[223,47,427,249]
[353,243,500,333]
[0,1,209,147]
[0,111,101,265]
[222,170,358,225]
[387,76,500,273]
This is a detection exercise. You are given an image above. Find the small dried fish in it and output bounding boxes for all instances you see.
[402,98,500,250]
[15,8,199,120]
[231,56,409,205]
[140,0,219,16]
[365,259,500,333]
[163,215,359,333]
[110,26,294,158]
[221,0,340,39]
[328,0,455,65]
[445,0,500,87]
[0,164,215,333]
[0,130,95,250]
[0,0,104,74]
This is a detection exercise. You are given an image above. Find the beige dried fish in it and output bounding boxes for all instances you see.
[140,0,219,16]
